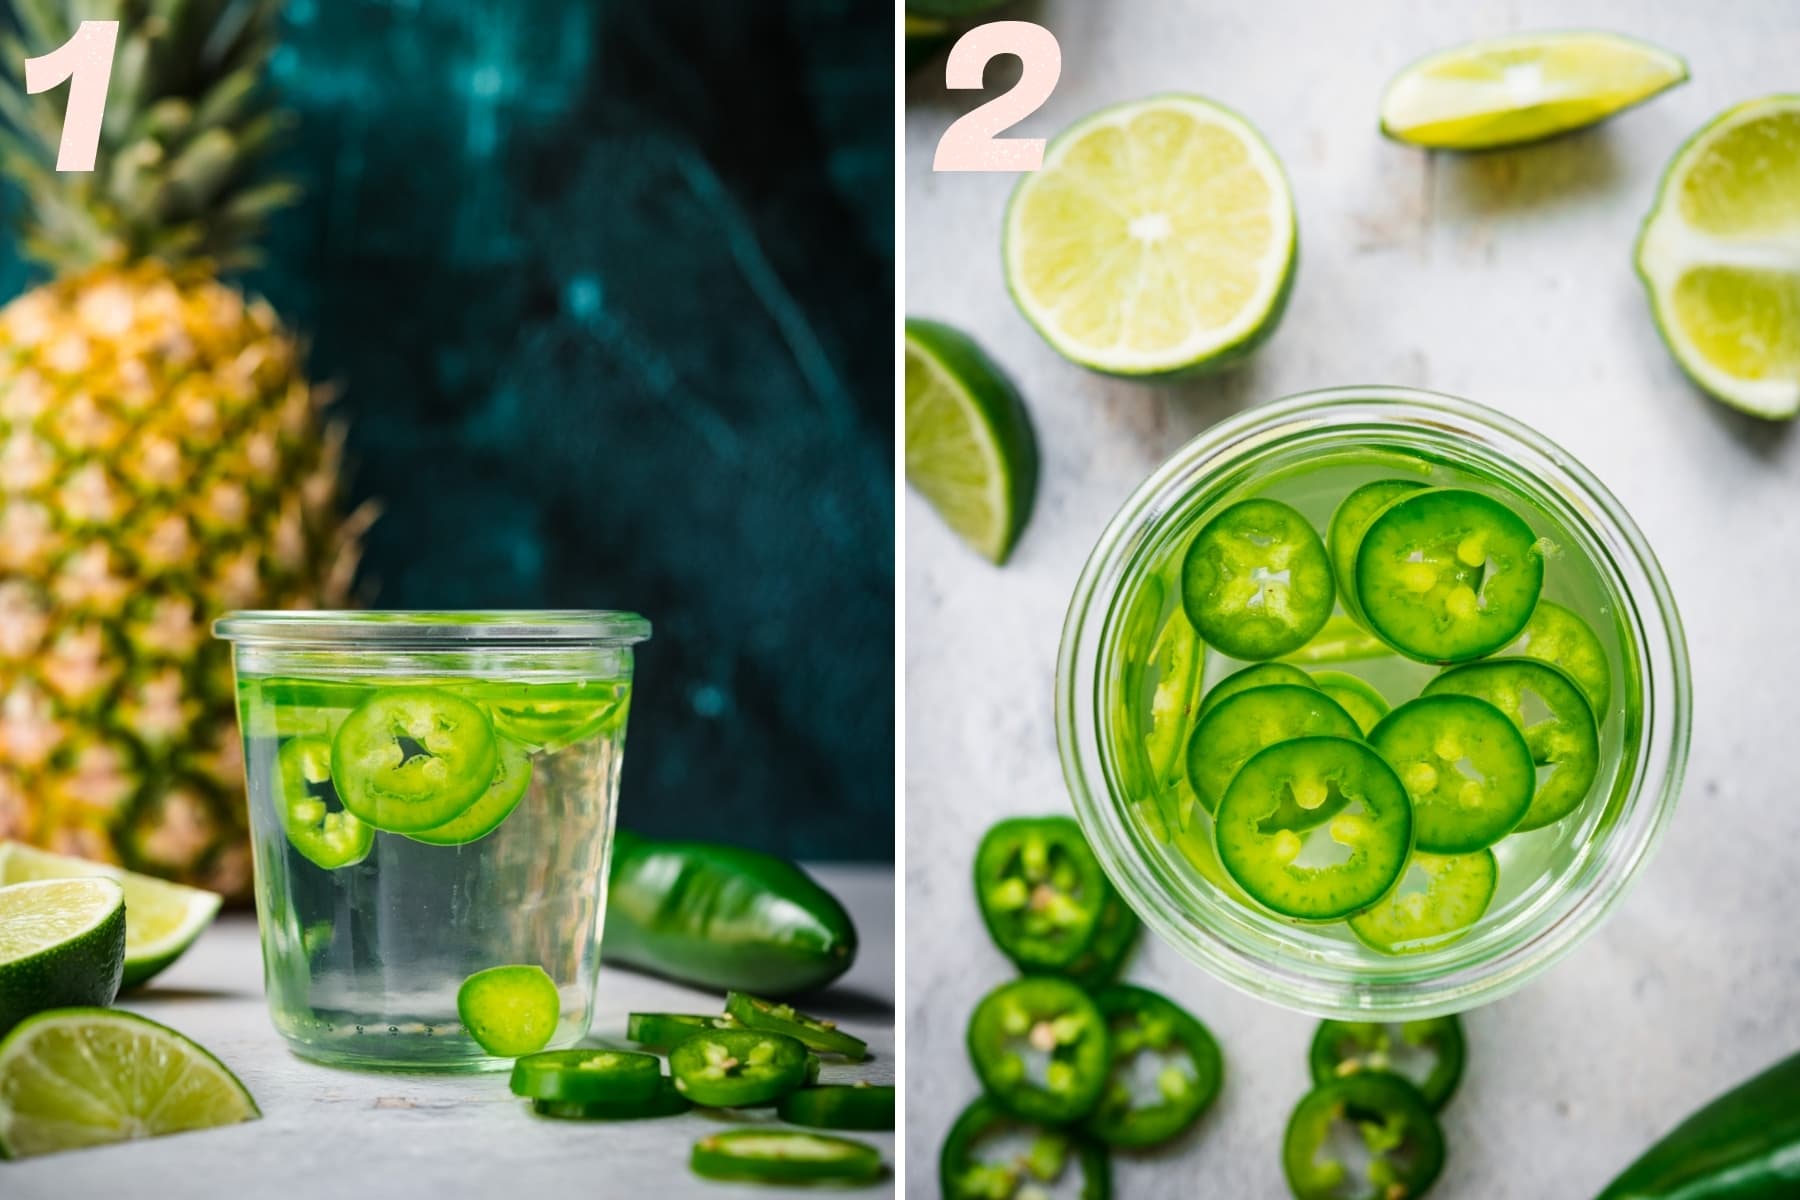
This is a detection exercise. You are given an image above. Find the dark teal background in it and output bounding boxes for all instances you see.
[0,1,895,861]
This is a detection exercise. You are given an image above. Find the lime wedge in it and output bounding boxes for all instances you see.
[1635,95,1800,419]
[905,318,1039,563]
[1380,31,1686,150]
[1004,94,1296,376]
[0,878,125,1037]
[0,842,221,990]
[0,1008,258,1158]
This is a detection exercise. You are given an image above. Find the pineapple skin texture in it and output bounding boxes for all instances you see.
[0,262,366,900]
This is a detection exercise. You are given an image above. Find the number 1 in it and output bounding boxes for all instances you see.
[24,21,120,173]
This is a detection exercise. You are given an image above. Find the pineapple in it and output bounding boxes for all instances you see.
[0,3,372,898]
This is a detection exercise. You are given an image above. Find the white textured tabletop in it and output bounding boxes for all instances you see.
[5,866,894,1199]
[906,2,1798,1196]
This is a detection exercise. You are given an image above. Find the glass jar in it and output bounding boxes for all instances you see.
[214,610,648,1070]
[1056,388,1688,1018]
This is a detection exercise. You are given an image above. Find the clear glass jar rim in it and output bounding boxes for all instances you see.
[213,610,651,646]
[1056,385,1691,1018]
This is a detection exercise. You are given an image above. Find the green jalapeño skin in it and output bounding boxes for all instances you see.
[1108,447,1631,958]
[237,671,633,1069]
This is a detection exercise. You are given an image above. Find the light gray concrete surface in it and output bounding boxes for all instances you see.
[6,866,893,1199]
[906,2,1798,1195]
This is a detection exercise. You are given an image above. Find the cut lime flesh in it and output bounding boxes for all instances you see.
[905,318,1039,563]
[1004,94,1296,376]
[0,842,221,990]
[1380,31,1686,150]
[1636,95,1800,419]
[0,1008,258,1158]
[0,879,126,1037]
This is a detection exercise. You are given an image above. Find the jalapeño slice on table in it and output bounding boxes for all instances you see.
[1215,737,1412,922]
[777,1083,896,1131]
[726,991,868,1060]
[1064,886,1141,991]
[1348,849,1498,955]
[626,1011,739,1050]
[275,736,373,869]
[691,1130,884,1185]
[407,739,532,847]
[940,1097,1111,1200]
[1083,985,1223,1149]
[1354,487,1544,664]
[1369,695,1535,853]
[509,1048,663,1104]
[1196,662,1316,719]
[1310,1015,1467,1110]
[331,688,499,832]
[457,963,560,1057]
[975,817,1107,972]
[1311,671,1391,736]
[1185,685,1363,819]
[1181,498,1335,661]
[668,1027,809,1108]
[1425,658,1600,830]
[967,977,1110,1124]
[1283,1072,1446,1200]
[1327,478,1427,618]
[531,1078,691,1120]
[1508,600,1613,714]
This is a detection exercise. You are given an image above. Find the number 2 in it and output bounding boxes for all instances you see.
[24,21,120,173]
[933,21,1061,173]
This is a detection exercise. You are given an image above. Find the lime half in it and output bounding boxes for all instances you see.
[0,1008,258,1158]
[1380,31,1686,150]
[0,878,125,1037]
[1635,95,1800,419]
[1004,94,1296,376]
[0,841,221,989]
[905,319,1039,563]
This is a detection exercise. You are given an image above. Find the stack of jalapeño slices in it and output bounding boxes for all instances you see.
[944,817,1224,1199]
[1131,479,1612,954]
[250,677,630,867]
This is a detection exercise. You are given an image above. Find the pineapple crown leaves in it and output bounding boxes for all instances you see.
[0,0,299,273]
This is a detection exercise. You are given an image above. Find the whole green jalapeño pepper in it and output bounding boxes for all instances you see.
[1594,1051,1800,1200]
[603,831,858,996]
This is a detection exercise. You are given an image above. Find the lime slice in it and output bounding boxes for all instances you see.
[0,1007,258,1158]
[0,879,125,1037]
[1004,94,1296,376]
[1379,31,1686,150]
[1635,95,1800,419]
[905,318,1039,563]
[0,842,222,990]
